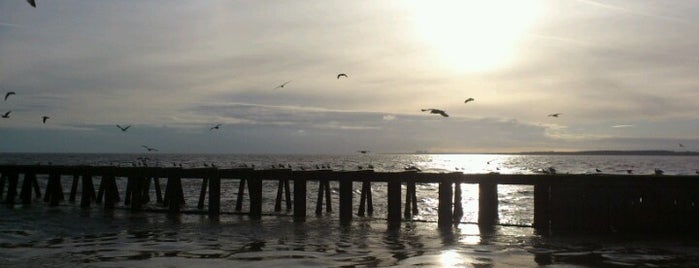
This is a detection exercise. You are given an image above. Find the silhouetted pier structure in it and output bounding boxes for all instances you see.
[1,165,699,234]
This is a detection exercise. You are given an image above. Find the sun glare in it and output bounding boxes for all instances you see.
[408,0,543,73]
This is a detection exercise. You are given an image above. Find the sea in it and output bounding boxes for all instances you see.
[1,153,699,267]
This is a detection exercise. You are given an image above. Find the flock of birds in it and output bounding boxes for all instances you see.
[2,91,50,123]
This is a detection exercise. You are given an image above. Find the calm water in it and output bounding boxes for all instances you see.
[2,153,699,267]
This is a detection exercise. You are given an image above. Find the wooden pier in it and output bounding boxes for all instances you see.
[1,165,699,233]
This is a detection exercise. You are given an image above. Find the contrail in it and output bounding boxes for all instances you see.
[575,0,694,25]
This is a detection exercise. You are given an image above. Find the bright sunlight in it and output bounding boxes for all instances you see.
[408,0,544,73]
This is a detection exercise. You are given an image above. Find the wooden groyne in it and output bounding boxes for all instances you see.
[1,165,699,234]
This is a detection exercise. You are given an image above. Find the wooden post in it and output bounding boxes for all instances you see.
[198,177,209,210]
[208,169,221,218]
[130,177,143,210]
[387,174,402,226]
[167,176,184,212]
[284,178,292,210]
[96,178,105,204]
[124,177,133,206]
[534,182,551,231]
[235,178,246,211]
[339,177,353,224]
[47,173,63,206]
[438,177,454,228]
[80,174,96,208]
[0,174,5,200]
[324,180,332,212]
[20,173,36,204]
[316,179,325,215]
[32,174,41,199]
[103,175,118,210]
[478,181,498,226]
[275,178,284,212]
[248,174,263,219]
[69,175,79,202]
[358,180,370,216]
[142,177,151,204]
[153,177,163,204]
[5,172,18,206]
[404,179,416,219]
[293,176,307,221]
[453,181,463,225]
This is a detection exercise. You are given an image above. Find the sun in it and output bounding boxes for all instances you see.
[407,0,543,73]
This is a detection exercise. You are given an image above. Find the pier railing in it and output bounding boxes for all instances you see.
[2,165,699,234]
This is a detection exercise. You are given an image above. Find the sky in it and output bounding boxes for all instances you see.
[1,0,699,154]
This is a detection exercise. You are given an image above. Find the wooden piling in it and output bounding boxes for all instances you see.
[438,176,454,228]
[45,173,63,207]
[453,181,463,225]
[0,174,5,200]
[69,175,79,202]
[235,178,246,211]
[165,175,185,212]
[339,176,353,224]
[80,174,96,208]
[208,169,220,218]
[153,177,163,204]
[387,173,402,226]
[248,174,263,219]
[533,182,551,231]
[102,175,118,209]
[358,180,374,216]
[5,172,18,206]
[478,181,498,226]
[20,173,36,204]
[404,178,417,219]
[198,177,209,210]
[293,175,307,221]
[316,179,325,215]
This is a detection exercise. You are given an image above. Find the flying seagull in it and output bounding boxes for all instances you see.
[421,108,449,117]
[679,143,684,148]
[26,0,36,8]
[274,81,291,89]
[116,124,131,132]
[1,111,10,118]
[141,145,158,152]
[42,116,49,123]
[548,113,562,117]
[464,97,475,103]
[209,124,221,131]
[337,73,348,79]
[4,91,15,101]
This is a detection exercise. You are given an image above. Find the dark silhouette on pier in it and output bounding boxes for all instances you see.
[464,97,474,103]
[209,124,221,131]
[4,91,15,101]
[274,81,291,89]
[26,0,36,8]
[1,111,10,118]
[116,125,131,132]
[42,116,49,123]
[421,108,449,117]
[548,113,562,117]
[337,73,348,79]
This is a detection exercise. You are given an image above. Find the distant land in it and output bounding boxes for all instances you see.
[410,150,699,156]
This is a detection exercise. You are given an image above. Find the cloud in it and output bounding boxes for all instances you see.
[612,124,634,128]
[383,115,396,121]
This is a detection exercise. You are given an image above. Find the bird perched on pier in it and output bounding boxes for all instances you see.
[26,0,36,7]
[116,124,131,132]
[421,108,449,117]
[1,111,10,118]
[274,81,291,89]
[596,168,602,173]
[42,116,49,123]
[654,168,664,175]
[337,73,348,79]
[209,124,221,131]
[464,97,475,104]
[4,91,15,101]
[141,145,158,152]
[548,113,562,117]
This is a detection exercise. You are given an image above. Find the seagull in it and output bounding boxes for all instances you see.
[141,145,158,152]
[464,97,475,104]
[337,73,348,79]
[421,108,449,117]
[274,81,291,89]
[209,124,221,131]
[4,91,15,101]
[357,150,370,154]
[679,143,684,148]
[116,124,131,132]
[548,113,562,117]
[596,168,602,173]
[42,116,49,123]
[26,0,36,8]
[654,168,664,175]
[1,111,10,118]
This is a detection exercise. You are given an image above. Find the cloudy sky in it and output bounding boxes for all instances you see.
[1,0,698,154]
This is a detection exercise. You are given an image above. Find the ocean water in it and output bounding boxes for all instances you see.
[1,153,699,267]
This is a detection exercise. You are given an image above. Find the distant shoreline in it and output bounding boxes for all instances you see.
[409,150,699,156]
